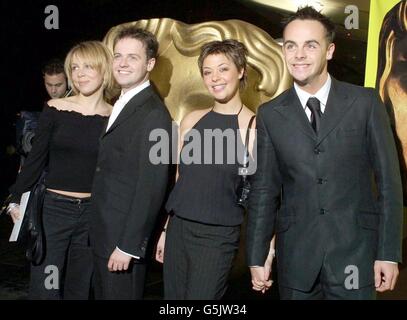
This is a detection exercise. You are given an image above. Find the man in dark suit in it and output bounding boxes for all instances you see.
[247,6,403,299]
[91,27,172,299]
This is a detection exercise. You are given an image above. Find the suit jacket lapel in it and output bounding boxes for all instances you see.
[317,78,356,144]
[274,87,317,141]
[102,86,153,138]
[99,120,109,142]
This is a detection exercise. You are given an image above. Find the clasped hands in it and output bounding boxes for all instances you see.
[249,258,399,294]
[250,248,275,293]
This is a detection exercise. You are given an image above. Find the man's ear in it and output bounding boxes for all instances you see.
[147,58,156,72]
[326,42,335,60]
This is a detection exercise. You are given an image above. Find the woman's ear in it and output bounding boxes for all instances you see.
[238,68,245,79]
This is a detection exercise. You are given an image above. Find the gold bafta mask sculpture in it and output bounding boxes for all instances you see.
[376,1,407,168]
[103,18,291,123]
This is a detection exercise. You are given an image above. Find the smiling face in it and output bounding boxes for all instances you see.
[283,19,335,94]
[201,53,244,103]
[70,55,104,96]
[113,37,155,93]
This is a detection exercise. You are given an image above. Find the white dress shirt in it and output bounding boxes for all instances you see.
[106,80,150,132]
[293,74,331,120]
[107,80,150,259]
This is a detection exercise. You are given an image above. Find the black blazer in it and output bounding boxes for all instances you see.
[91,86,172,259]
[246,78,403,291]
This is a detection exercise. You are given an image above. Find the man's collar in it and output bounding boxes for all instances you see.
[118,80,150,105]
[294,74,332,109]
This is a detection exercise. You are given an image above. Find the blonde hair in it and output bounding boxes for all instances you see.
[64,41,115,100]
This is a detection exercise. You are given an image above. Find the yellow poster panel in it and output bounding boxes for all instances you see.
[364,0,403,88]
[365,0,407,200]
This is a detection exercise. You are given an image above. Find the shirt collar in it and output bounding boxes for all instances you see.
[294,74,331,111]
[117,80,150,106]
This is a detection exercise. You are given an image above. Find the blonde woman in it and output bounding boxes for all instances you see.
[7,41,113,299]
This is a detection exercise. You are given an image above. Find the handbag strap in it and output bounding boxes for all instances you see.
[242,115,256,168]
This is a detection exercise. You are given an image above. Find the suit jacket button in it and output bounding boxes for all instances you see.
[314,148,321,154]
[320,208,327,215]
[96,166,101,172]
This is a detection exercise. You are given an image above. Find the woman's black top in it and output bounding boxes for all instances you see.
[10,104,108,201]
[166,109,246,226]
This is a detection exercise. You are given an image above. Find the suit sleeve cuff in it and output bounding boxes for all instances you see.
[116,246,140,259]
[379,260,397,264]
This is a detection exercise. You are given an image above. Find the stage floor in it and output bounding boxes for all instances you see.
[0,211,405,300]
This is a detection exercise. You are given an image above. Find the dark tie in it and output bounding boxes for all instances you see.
[307,97,322,133]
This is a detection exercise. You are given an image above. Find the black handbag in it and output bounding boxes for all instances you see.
[236,115,256,209]
[19,173,47,266]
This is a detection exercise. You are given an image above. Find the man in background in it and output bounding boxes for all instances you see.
[16,59,69,164]
[42,58,69,99]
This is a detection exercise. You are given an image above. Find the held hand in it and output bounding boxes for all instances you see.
[263,249,275,292]
[155,231,166,264]
[9,206,21,224]
[250,267,266,292]
[250,266,273,294]
[108,248,132,272]
[374,261,399,292]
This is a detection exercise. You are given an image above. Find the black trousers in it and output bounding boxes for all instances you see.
[164,215,240,300]
[279,260,376,300]
[93,255,147,300]
[29,191,93,300]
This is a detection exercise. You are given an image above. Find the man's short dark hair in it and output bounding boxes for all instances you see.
[42,58,66,76]
[114,26,159,60]
[282,6,336,43]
